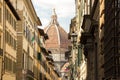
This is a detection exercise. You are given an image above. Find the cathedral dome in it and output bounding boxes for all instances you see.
[44,9,70,49]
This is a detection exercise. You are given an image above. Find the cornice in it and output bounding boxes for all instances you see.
[5,0,20,20]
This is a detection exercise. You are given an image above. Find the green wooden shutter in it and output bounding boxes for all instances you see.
[37,53,41,61]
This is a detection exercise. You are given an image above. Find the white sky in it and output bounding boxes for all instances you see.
[32,0,75,32]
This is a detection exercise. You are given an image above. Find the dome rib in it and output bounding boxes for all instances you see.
[55,25,60,45]
[45,25,50,33]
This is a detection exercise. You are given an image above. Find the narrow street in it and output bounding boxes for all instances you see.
[0,0,120,80]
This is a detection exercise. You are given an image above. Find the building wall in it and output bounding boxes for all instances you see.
[75,0,99,80]
[74,0,120,80]
[104,0,120,79]
[79,59,87,80]
[75,0,88,80]
[15,0,40,80]
[1,0,19,80]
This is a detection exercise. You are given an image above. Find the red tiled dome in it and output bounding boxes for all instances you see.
[44,9,70,49]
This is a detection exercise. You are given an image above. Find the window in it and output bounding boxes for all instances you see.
[0,8,1,23]
[0,35,1,49]
[9,58,12,71]
[23,22,25,34]
[14,20,16,30]
[5,30,16,50]
[4,56,7,69]
[5,8,16,31]
[40,72,42,80]
[23,53,28,70]
[34,66,38,78]
[8,32,10,45]
[118,0,120,8]
[14,39,16,50]
[11,36,13,48]
[7,9,9,21]
[4,56,16,73]
[26,27,29,39]
[48,68,50,74]
[13,61,16,73]
[9,13,11,23]
[24,22,27,37]
[10,35,12,46]
[28,28,30,42]
[5,30,7,42]
[10,15,13,27]
[28,57,33,71]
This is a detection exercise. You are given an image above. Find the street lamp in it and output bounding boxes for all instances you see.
[71,32,77,45]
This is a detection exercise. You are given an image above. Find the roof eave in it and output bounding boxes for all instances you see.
[5,0,20,20]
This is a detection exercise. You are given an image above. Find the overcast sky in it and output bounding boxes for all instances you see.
[32,0,75,32]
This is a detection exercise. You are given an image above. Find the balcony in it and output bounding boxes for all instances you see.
[81,15,91,32]
[82,15,98,33]
[40,47,49,56]
[38,28,45,36]
[46,55,53,62]
[80,32,94,58]
[38,28,49,40]
[65,50,71,60]
[48,61,54,67]
[80,32,93,45]
[26,69,34,78]
[44,34,49,40]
